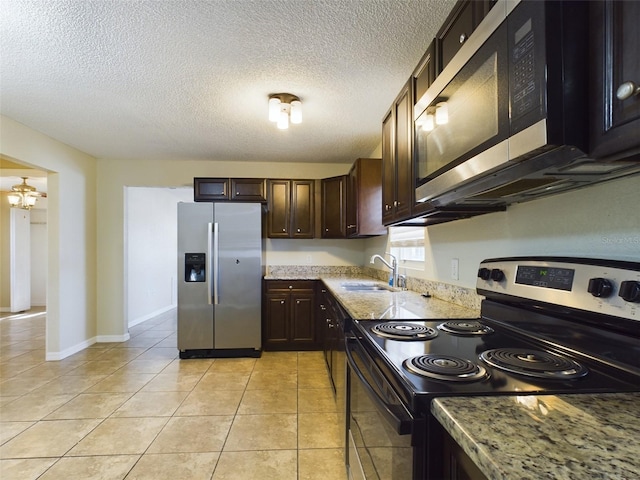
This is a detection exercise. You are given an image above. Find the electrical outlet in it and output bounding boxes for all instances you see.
[306,254,313,264]
[451,258,459,280]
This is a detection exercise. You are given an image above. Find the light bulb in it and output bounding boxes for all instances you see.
[423,114,435,131]
[7,194,20,206]
[277,108,289,129]
[26,196,37,207]
[290,100,302,124]
[435,102,449,125]
[268,97,281,122]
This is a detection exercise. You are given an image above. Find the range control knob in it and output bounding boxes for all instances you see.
[490,269,505,282]
[587,278,613,298]
[619,281,640,303]
[477,268,491,280]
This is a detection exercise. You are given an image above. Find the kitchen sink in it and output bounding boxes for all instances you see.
[340,282,394,292]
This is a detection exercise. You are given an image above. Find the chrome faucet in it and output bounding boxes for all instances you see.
[370,253,398,287]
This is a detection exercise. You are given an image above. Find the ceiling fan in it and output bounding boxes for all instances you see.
[4,177,47,209]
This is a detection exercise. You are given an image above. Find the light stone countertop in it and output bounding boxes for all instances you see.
[318,276,478,320]
[432,393,640,480]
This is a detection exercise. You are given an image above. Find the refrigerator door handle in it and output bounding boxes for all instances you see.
[213,222,220,305]
[207,223,214,305]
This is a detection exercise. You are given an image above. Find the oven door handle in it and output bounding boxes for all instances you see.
[346,339,414,435]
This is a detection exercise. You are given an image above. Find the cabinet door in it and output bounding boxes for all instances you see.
[322,175,347,238]
[193,178,230,201]
[414,40,436,106]
[382,81,413,226]
[346,163,358,237]
[231,178,266,202]
[348,158,386,237]
[264,294,290,348]
[291,180,315,239]
[267,179,291,238]
[438,0,474,71]
[381,109,396,225]
[319,290,332,369]
[589,0,640,158]
[437,0,495,73]
[394,82,413,221]
[291,293,315,344]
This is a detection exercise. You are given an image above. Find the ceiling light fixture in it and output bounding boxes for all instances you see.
[6,177,46,210]
[268,93,302,130]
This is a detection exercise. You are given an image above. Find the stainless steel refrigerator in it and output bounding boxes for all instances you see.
[177,202,264,358]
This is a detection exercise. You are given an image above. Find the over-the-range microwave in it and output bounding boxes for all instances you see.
[414,0,640,210]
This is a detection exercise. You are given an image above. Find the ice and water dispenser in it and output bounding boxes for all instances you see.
[184,253,206,282]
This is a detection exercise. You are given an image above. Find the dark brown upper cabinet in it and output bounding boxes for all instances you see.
[267,179,315,239]
[436,0,496,73]
[382,80,413,226]
[589,0,640,160]
[347,158,387,237]
[321,175,348,239]
[413,40,436,107]
[194,177,266,202]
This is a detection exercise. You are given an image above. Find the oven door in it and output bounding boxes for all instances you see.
[346,337,423,480]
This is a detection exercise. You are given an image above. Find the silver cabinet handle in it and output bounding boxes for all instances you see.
[282,228,286,232]
[617,81,640,100]
[280,300,285,304]
[296,300,300,304]
[297,228,301,233]
[289,285,293,289]
[459,33,467,44]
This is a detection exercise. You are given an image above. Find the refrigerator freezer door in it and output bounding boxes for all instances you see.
[213,203,262,350]
[178,202,214,350]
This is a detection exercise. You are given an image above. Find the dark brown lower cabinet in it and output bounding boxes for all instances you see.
[263,280,318,351]
[443,429,488,480]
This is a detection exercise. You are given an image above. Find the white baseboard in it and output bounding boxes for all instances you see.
[45,332,132,361]
[128,304,176,328]
[96,333,131,343]
[46,336,97,361]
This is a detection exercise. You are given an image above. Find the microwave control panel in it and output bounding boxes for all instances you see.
[512,17,536,118]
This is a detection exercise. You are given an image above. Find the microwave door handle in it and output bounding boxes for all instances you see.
[345,339,414,435]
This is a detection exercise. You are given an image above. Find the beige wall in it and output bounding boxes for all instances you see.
[366,174,640,289]
[0,115,97,359]
[96,158,355,339]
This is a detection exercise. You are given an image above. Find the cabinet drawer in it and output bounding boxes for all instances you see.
[265,280,316,293]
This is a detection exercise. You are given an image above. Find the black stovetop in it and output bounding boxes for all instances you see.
[352,312,640,411]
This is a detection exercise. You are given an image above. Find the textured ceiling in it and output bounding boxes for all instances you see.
[0,0,456,164]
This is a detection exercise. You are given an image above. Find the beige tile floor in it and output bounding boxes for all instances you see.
[0,308,347,479]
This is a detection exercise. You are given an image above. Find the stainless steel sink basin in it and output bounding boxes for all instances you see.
[340,282,394,292]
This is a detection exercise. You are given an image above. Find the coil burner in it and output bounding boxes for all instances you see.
[480,348,588,380]
[404,354,487,382]
[371,322,438,341]
[437,320,494,336]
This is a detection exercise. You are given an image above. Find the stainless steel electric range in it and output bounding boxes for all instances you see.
[345,257,640,480]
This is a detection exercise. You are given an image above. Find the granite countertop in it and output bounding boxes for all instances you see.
[432,393,640,480]
[318,276,478,320]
